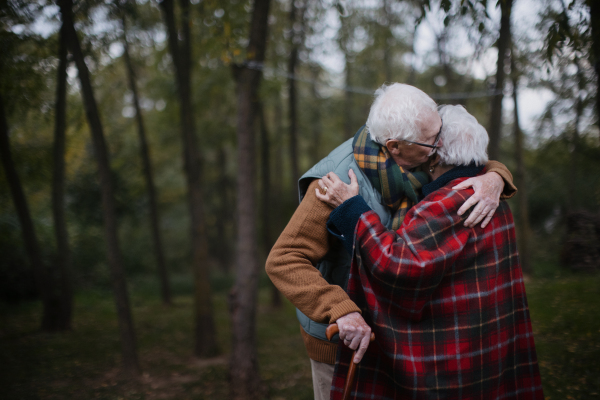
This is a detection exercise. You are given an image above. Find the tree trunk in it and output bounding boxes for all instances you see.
[382,0,393,83]
[0,93,64,332]
[216,146,232,274]
[344,60,354,138]
[51,20,73,330]
[121,14,172,306]
[287,0,306,197]
[406,27,418,85]
[586,0,600,124]
[510,56,532,275]
[487,0,512,161]
[568,58,585,212]
[59,0,140,375]
[273,96,285,230]
[159,0,218,358]
[258,102,282,308]
[309,64,322,165]
[230,0,271,397]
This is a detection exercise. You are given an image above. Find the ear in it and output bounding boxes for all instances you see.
[429,153,441,168]
[385,140,402,155]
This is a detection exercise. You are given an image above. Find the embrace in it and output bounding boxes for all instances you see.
[266,83,543,400]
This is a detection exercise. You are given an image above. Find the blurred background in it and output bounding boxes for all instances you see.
[1,0,599,399]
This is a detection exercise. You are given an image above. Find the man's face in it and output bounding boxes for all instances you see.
[387,111,443,170]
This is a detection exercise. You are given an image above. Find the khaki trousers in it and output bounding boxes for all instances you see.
[310,359,335,400]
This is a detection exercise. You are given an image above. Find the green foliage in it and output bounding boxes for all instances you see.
[0,0,597,294]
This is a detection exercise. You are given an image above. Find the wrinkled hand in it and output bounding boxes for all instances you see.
[315,169,359,208]
[336,311,372,363]
[453,171,504,228]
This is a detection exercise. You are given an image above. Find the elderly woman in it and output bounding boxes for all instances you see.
[316,105,544,400]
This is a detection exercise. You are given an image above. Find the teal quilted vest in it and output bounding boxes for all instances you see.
[296,137,394,343]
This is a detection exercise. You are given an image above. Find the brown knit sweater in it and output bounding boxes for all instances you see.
[265,161,516,364]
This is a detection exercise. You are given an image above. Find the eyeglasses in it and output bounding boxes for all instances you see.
[402,121,443,150]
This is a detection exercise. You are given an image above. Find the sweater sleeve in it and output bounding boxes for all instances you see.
[327,195,372,254]
[265,179,361,324]
[485,160,517,199]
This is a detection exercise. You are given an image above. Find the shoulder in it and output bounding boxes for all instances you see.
[419,177,474,212]
[298,139,354,201]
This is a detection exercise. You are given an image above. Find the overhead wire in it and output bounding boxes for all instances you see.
[244,60,503,100]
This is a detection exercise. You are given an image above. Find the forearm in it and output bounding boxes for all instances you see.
[485,160,517,199]
[265,179,361,323]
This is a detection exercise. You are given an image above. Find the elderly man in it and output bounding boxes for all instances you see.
[266,84,516,400]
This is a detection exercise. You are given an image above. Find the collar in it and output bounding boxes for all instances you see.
[421,163,485,198]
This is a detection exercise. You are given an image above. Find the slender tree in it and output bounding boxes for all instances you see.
[339,13,355,138]
[287,0,306,195]
[510,54,532,274]
[51,20,73,330]
[568,57,586,211]
[58,0,140,375]
[159,0,218,358]
[487,0,513,160]
[0,92,63,331]
[230,0,271,397]
[381,0,393,82]
[586,0,600,124]
[258,101,282,308]
[309,63,322,165]
[120,10,171,306]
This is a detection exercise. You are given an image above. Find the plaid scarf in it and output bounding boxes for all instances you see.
[353,126,430,230]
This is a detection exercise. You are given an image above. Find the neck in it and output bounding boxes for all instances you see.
[430,164,453,180]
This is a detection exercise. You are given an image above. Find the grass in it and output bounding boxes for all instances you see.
[0,272,599,399]
[526,274,600,400]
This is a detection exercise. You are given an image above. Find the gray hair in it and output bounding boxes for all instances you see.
[366,83,438,145]
[437,105,489,166]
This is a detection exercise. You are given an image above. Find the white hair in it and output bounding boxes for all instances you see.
[366,83,438,145]
[437,105,489,166]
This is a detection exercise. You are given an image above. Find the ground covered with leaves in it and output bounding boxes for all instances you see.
[1,273,599,399]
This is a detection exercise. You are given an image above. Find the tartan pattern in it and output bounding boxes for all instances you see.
[330,175,544,400]
[353,127,429,230]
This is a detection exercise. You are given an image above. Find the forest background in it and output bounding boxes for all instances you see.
[1,0,600,399]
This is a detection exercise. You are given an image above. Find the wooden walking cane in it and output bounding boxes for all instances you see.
[326,323,375,400]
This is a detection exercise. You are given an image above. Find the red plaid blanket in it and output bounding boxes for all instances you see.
[330,176,544,400]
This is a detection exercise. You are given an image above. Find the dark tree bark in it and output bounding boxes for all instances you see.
[159,0,218,358]
[58,0,140,375]
[258,102,281,308]
[273,96,285,231]
[287,0,306,196]
[309,64,322,165]
[230,0,271,397]
[215,146,232,274]
[344,60,354,138]
[436,29,454,92]
[567,58,586,211]
[51,21,73,330]
[381,0,393,83]
[121,14,171,306]
[0,93,64,331]
[587,0,600,124]
[487,0,513,160]
[339,15,354,139]
[510,56,532,275]
[406,27,418,85]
